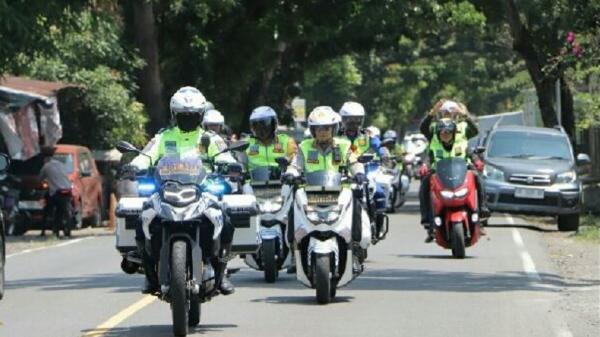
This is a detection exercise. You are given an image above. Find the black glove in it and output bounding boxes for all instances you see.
[354,173,368,185]
[281,173,297,185]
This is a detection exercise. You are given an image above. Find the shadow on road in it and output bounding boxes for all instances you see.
[250,295,354,305]
[81,323,237,337]
[6,272,141,293]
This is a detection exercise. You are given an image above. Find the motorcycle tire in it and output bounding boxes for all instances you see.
[188,295,201,327]
[171,240,189,337]
[451,222,466,259]
[315,253,332,304]
[0,232,5,300]
[262,239,278,283]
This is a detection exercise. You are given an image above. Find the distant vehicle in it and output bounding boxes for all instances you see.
[480,125,590,231]
[0,152,11,300]
[8,145,104,235]
[402,133,428,178]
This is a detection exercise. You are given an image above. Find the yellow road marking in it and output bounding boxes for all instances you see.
[82,295,157,337]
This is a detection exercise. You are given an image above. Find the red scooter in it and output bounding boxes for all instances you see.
[429,158,481,258]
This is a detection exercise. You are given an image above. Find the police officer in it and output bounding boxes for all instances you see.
[130,86,236,295]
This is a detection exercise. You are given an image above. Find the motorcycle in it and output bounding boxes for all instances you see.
[50,188,75,238]
[364,160,390,242]
[0,173,22,236]
[429,158,481,258]
[382,160,410,214]
[116,140,251,337]
[242,162,294,283]
[289,158,372,304]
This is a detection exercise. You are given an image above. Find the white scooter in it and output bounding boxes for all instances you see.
[288,161,372,304]
[242,164,294,283]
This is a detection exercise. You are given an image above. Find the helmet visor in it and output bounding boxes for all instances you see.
[342,116,363,130]
[251,118,275,139]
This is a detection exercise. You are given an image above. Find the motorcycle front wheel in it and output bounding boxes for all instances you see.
[451,222,466,259]
[262,238,278,283]
[315,253,332,304]
[171,240,189,336]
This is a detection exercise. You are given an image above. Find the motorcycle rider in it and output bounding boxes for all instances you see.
[284,106,368,263]
[242,106,298,272]
[381,130,406,168]
[339,102,387,239]
[129,86,236,295]
[202,109,225,135]
[419,115,488,242]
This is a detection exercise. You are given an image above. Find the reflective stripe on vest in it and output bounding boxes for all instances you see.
[299,138,350,173]
[246,134,290,171]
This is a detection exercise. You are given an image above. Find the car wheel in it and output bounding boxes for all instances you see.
[557,214,579,232]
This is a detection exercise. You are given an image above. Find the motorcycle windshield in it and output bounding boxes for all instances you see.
[435,158,468,190]
[250,167,282,183]
[155,153,206,185]
[305,171,342,191]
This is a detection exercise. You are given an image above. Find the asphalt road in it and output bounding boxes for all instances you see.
[1,188,598,337]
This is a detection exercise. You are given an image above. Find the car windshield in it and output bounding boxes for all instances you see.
[155,153,206,185]
[487,131,572,161]
[53,153,75,173]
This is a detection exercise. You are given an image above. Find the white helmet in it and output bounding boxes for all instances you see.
[170,86,207,131]
[383,130,397,142]
[170,86,207,115]
[438,100,460,119]
[366,126,381,138]
[202,109,225,128]
[249,106,278,139]
[308,106,339,138]
[339,101,365,117]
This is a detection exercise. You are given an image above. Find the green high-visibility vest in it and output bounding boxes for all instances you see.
[340,133,369,155]
[246,134,291,171]
[429,136,469,170]
[299,138,351,173]
[157,127,201,157]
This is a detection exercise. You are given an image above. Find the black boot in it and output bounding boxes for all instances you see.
[424,225,435,243]
[141,278,159,294]
[220,274,235,295]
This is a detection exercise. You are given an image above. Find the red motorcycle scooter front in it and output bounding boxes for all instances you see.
[429,158,481,258]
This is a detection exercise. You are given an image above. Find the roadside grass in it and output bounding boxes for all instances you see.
[574,215,600,242]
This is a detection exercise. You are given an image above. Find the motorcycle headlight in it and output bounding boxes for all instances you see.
[162,182,199,206]
[137,178,157,197]
[440,190,455,199]
[454,187,468,198]
[483,165,505,182]
[259,196,284,213]
[202,180,232,198]
[556,170,576,184]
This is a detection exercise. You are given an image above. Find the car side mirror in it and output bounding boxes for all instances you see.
[116,141,139,154]
[0,153,10,172]
[576,153,591,166]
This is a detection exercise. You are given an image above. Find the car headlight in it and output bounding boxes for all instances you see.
[556,170,576,184]
[483,165,505,181]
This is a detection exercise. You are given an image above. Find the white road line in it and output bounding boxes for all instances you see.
[511,228,541,281]
[556,327,575,337]
[506,214,515,225]
[6,237,94,259]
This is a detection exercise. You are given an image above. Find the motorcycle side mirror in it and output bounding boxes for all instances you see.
[116,141,140,154]
[0,153,10,172]
[227,140,250,153]
[357,153,374,164]
[473,146,486,154]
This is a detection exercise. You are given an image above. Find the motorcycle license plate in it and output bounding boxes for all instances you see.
[514,188,544,199]
[18,200,44,210]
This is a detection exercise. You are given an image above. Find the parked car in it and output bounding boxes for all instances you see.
[0,152,10,299]
[8,145,104,235]
[480,125,590,231]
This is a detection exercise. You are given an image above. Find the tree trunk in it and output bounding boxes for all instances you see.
[560,77,576,141]
[131,0,165,135]
[502,0,565,130]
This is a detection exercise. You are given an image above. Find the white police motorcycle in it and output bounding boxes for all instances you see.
[116,141,253,337]
[242,164,294,283]
[291,167,371,304]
